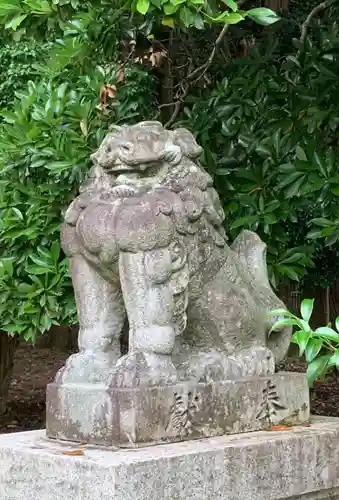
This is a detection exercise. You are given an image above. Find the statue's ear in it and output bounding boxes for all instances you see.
[108,124,123,132]
[172,128,203,159]
[138,121,164,131]
[90,151,99,164]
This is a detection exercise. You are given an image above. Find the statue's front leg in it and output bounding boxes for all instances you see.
[111,249,178,388]
[56,254,126,384]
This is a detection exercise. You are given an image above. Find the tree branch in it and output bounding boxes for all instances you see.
[300,0,339,44]
[186,23,230,82]
[164,85,190,128]
[164,0,248,128]
[164,24,230,128]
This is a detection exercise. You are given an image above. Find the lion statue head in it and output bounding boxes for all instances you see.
[86,121,214,198]
[65,121,226,250]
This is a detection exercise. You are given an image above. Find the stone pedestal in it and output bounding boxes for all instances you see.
[46,372,309,447]
[2,418,339,500]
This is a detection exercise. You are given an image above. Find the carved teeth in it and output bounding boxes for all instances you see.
[111,186,137,197]
[115,173,140,183]
[109,164,133,173]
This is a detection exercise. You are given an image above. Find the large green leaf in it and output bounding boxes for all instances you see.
[305,338,323,363]
[220,0,237,12]
[314,327,339,344]
[5,13,27,30]
[292,330,310,357]
[269,317,299,335]
[307,355,331,386]
[230,215,258,229]
[247,7,279,25]
[136,0,150,12]
[300,299,314,322]
[0,1,21,15]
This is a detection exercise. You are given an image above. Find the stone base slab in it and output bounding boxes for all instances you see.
[2,418,339,499]
[46,372,309,447]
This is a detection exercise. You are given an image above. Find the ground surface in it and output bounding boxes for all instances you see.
[0,345,338,434]
[0,345,70,434]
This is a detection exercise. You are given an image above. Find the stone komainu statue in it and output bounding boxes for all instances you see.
[58,121,291,388]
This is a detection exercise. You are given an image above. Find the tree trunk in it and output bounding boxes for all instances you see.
[158,33,174,124]
[34,325,78,352]
[329,279,339,325]
[0,332,18,415]
[265,0,289,10]
[302,285,329,328]
[278,282,301,357]
[278,282,301,315]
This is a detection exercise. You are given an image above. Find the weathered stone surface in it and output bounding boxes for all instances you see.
[58,121,292,389]
[3,418,339,500]
[47,121,295,446]
[46,372,309,447]
[46,383,114,445]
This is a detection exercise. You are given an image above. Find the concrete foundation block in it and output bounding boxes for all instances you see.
[2,417,339,500]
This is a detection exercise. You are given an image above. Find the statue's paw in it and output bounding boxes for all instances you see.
[55,351,120,384]
[176,350,243,383]
[175,347,275,383]
[234,346,275,378]
[200,356,245,382]
[190,360,229,384]
[110,351,178,388]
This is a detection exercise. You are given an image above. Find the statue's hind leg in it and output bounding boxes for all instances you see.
[231,230,292,364]
[175,265,277,383]
[176,229,292,382]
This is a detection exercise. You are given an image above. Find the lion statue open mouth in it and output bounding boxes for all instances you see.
[58,121,291,387]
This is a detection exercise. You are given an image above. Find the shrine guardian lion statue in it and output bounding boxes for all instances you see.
[58,121,291,388]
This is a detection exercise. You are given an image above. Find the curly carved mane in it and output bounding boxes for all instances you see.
[81,122,228,250]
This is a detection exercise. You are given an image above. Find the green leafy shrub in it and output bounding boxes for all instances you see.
[0,0,158,342]
[0,62,155,341]
[0,40,50,109]
[269,299,339,385]
[181,21,339,288]
[0,0,279,33]
[1,0,338,344]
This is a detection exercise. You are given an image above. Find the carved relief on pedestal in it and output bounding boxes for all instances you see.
[166,391,201,437]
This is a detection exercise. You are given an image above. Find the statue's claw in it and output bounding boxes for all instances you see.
[110,351,178,388]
